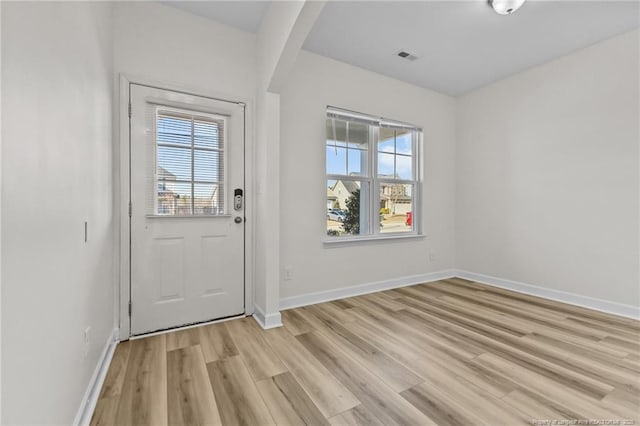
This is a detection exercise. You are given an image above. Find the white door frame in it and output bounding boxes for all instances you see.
[117,74,255,340]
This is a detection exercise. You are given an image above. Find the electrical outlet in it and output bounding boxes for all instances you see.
[284,266,293,281]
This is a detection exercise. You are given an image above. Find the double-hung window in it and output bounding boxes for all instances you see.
[326,106,422,240]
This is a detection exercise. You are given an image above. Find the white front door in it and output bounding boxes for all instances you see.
[129,84,245,335]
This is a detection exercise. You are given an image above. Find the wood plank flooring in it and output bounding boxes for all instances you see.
[91,278,640,425]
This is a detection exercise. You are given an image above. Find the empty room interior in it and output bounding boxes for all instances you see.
[1,0,639,424]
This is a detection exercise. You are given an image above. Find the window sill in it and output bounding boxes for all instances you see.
[323,233,426,248]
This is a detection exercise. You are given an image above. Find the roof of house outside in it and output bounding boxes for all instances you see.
[158,166,177,180]
[332,180,360,194]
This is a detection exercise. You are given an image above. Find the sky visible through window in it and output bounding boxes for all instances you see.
[326,131,412,187]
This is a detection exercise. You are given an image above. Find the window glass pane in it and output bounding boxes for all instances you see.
[377,130,414,179]
[326,118,347,142]
[326,180,369,237]
[194,150,222,182]
[380,183,413,234]
[396,155,413,180]
[326,145,347,175]
[395,132,412,155]
[377,152,395,177]
[194,120,222,150]
[327,118,370,177]
[158,182,192,216]
[347,121,369,148]
[157,146,191,181]
[157,116,191,146]
[347,147,367,176]
[194,183,224,215]
[378,129,395,153]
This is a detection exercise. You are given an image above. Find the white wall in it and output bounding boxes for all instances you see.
[253,91,281,321]
[456,30,639,307]
[253,1,324,325]
[113,2,256,101]
[279,51,457,300]
[1,2,114,424]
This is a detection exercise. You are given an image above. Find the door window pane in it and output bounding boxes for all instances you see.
[160,182,192,216]
[157,116,191,146]
[194,183,224,215]
[194,150,222,182]
[156,110,226,216]
[194,120,222,150]
[157,146,191,181]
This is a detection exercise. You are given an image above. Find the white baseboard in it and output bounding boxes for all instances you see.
[73,328,119,426]
[253,304,283,329]
[454,270,640,320]
[279,269,456,311]
[277,268,639,320]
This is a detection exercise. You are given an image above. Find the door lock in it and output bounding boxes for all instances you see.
[234,188,243,211]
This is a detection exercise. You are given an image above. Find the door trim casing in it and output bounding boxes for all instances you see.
[117,74,255,340]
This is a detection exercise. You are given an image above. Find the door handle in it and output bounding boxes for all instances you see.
[234,216,243,224]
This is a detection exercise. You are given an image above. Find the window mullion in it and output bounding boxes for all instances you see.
[190,117,195,215]
[154,112,159,216]
[393,130,397,179]
[345,122,350,175]
[371,125,377,181]
[371,125,379,235]
[414,131,420,233]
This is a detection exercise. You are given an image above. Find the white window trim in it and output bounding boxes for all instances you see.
[325,107,423,243]
[323,233,426,247]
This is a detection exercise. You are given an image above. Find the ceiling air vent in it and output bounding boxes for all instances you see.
[397,50,418,61]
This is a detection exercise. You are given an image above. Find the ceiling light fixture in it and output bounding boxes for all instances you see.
[489,0,526,15]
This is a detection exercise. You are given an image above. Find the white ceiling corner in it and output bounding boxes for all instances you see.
[160,1,270,33]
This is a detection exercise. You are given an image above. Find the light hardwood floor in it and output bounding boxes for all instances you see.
[91,278,640,425]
